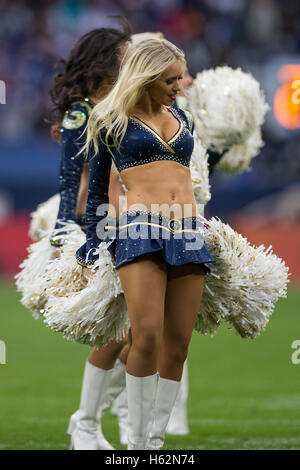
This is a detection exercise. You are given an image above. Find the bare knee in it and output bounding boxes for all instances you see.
[172,346,189,366]
[164,338,189,367]
[132,327,162,357]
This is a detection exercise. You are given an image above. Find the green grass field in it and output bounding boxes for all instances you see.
[0,282,300,450]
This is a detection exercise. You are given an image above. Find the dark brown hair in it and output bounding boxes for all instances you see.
[48,21,131,142]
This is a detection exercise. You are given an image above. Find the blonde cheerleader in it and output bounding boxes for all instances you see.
[43,42,289,450]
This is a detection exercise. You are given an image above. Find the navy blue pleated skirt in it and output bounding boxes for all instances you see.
[104,210,215,273]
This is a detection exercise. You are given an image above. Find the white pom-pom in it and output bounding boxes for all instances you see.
[215,129,264,174]
[15,222,85,319]
[15,235,58,319]
[195,217,290,338]
[29,194,60,241]
[190,137,211,205]
[190,66,269,153]
[43,241,128,347]
[41,223,86,298]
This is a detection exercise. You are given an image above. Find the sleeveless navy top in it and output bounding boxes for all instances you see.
[111,107,194,171]
[76,107,195,266]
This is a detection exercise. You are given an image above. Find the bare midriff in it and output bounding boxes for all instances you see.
[119,160,197,219]
[108,169,126,215]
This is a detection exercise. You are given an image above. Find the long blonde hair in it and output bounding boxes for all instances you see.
[83,37,185,156]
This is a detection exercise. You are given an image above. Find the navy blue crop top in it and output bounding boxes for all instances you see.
[50,99,94,246]
[76,106,194,267]
[111,106,194,172]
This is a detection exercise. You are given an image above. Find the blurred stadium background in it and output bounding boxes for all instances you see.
[0,0,300,451]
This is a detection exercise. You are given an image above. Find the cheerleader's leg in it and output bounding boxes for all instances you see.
[68,337,127,450]
[109,343,131,446]
[117,252,167,450]
[68,360,114,450]
[166,360,189,435]
[111,388,129,445]
[147,263,205,450]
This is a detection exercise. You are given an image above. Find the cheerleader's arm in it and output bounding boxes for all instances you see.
[76,141,112,267]
[50,102,90,246]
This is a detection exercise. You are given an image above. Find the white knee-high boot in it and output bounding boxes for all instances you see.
[147,376,181,450]
[67,361,114,450]
[111,388,129,445]
[126,372,158,450]
[98,358,126,417]
[111,362,188,446]
[166,361,189,435]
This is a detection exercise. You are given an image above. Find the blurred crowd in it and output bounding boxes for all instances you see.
[1,0,299,138]
[0,0,300,214]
